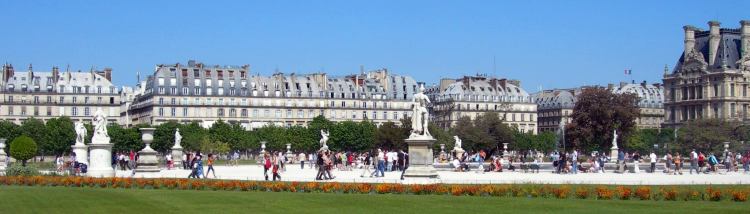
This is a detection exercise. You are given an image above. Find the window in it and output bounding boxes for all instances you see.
[159,108,164,116]
[171,98,176,105]
[159,98,164,105]
[85,97,90,104]
[253,109,258,117]
[713,84,719,97]
[71,107,77,116]
[171,108,176,117]
[287,109,292,118]
[84,107,91,116]
[275,110,281,118]
[183,108,188,117]
[241,109,248,117]
[217,109,224,117]
[59,97,64,104]
[159,87,165,94]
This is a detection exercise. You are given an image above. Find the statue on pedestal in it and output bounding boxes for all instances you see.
[174,128,182,148]
[453,136,463,150]
[74,122,87,145]
[91,109,110,144]
[611,130,618,149]
[409,85,431,139]
[319,129,330,150]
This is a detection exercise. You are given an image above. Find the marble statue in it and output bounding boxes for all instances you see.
[410,85,431,138]
[74,122,86,145]
[319,129,329,149]
[453,136,462,150]
[91,108,110,144]
[611,130,618,149]
[174,128,182,148]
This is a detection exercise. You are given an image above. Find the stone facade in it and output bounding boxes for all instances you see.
[533,88,577,133]
[0,64,122,124]
[128,60,419,129]
[426,75,538,134]
[610,82,665,129]
[663,20,750,128]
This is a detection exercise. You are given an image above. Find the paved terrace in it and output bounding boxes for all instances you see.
[116,163,750,185]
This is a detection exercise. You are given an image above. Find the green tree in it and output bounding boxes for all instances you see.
[20,118,48,157]
[676,119,735,154]
[180,122,208,152]
[153,121,180,153]
[428,122,453,153]
[0,120,21,154]
[534,131,557,153]
[375,121,407,150]
[45,117,75,156]
[10,135,37,166]
[199,136,231,155]
[110,125,142,153]
[568,87,640,152]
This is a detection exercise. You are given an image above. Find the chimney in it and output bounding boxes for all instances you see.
[741,20,750,57]
[708,21,721,65]
[683,25,697,58]
[439,78,455,91]
[641,80,647,87]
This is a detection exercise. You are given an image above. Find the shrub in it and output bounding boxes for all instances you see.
[706,187,722,201]
[731,190,748,202]
[660,188,678,201]
[575,187,589,199]
[5,165,40,176]
[635,187,651,200]
[9,135,37,166]
[552,186,570,199]
[595,186,613,200]
[615,186,632,200]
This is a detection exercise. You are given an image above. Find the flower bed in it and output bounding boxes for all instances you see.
[0,176,747,202]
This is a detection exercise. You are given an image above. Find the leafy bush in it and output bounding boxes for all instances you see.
[4,165,40,176]
[9,135,37,166]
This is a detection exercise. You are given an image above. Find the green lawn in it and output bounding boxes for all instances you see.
[0,186,747,214]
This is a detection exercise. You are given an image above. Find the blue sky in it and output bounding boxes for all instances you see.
[1,1,748,92]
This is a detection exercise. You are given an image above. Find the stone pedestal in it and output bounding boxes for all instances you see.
[171,147,183,168]
[88,143,114,177]
[135,128,160,174]
[610,148,619,163]
[0,138,7,172]
[71,143,89,165]
[403,137,438,178]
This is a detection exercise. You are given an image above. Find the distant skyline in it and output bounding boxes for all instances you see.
[1,1,748,92]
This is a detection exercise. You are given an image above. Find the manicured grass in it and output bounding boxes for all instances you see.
[0,186,746,214]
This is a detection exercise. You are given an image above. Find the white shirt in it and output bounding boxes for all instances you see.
[649,153,657,163]
[377,152,385,161]
[166,154,172,161]
[691,151,698,159]
[298,153,306,161]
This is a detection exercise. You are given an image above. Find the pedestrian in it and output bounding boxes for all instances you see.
[673,153,682,175]
[377,149,386,177]
[205,154,216,178]
[617,150,625,173]
[182,153,189,169]
[649,151,657,173]
[166,153,173,170]
[698,152,706,173]
[316,150,326,180]
[263,153,272,180]
[299,152,306,169]
[272,156,281,181]
[360,152,373,177]
[690,149,699,174]
[632,152,640,173]
[571,150,578,174]
[708,153,719,173]
[400,150,409,180]
[742,151,749,173]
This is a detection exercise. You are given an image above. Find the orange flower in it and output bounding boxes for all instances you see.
[615,186,632,200]
[635,187,651,200]
[574,187,589,199]
[595,186,613,200]
[731,190,748,202]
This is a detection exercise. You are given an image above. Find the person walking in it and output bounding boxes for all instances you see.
[571,150,578,174]
[698,152,706,173]
[360,152,373,177]
[617,150,625,173]
[632,152,641,173]
[673,153,682,175]
[205,154,216,178]
[377,149,386,177]
[689,149,699,174]
[400,150,409,180]
[664,153,672,174]
[708,153,718,174]
[315,151,326,180]
[742,151,749,173]
[263,153,272,181]
[166,153,173,170]
[272,156,282,181]
[299,152,306,169]
[649,151,657,173]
